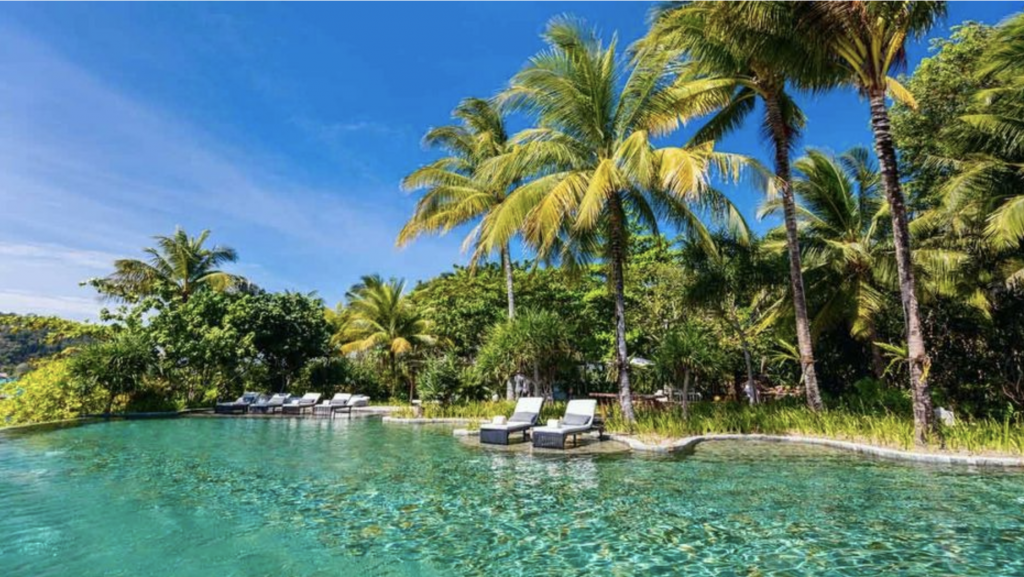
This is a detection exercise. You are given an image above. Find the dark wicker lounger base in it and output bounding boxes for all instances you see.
[249,406,281,414]
[532,420,606,449]
[480,426,530,445]
[532,429,587,449]
[214,405,248,415]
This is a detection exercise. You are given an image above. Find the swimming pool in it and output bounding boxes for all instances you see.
[1,417,1022,576]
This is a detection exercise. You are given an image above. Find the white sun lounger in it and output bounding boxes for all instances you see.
[318,393,370,416]
[479,397,545,445]
[282,392,322,415]
[250,393,288,414]
[531,399,598,449]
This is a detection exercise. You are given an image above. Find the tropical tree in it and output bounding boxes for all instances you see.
[89,227,247,302]
[681,235,784,401]
[478,18,749,422]
[804,0,946,443]
[642,1,838,410]
[475,309,575,399]
[337,275,436,401]
[653,319,724,416]
[399,98,522,320]
[769,148,890,377]
[941,13,1024,282]
[69,332,156,415]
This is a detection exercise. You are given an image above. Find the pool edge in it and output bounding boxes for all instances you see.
[606,433,1024,468]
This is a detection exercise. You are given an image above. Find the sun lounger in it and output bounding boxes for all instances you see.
[318,393,370,416]
[250,393,288,414]
[531,399,599,449]
[479,397,544,445]
[214,392,260,414]
[281,393,321,415]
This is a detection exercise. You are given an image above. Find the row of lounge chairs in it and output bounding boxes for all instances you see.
[479,398,603,450]
[214,392,370,415]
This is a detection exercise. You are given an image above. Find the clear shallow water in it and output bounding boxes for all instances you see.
[1,418,1023,576]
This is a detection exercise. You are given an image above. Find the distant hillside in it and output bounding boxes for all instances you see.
[0,313,90,374]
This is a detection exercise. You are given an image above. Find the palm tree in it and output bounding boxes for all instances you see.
[642,1,839,411]
[399,98,521,320]
[91,227,245,302]
[479,18,750,423]
[338,275,436,401]
[804,0,946,444]
[938,13,1024,284]
[768,147,889,376]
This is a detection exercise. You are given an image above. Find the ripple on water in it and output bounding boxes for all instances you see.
[1,418,1023,576]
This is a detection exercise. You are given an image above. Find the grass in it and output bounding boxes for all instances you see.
[392,400,565,425]
[394,399,1024,455]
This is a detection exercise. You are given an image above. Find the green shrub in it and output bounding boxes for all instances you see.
[68,332,155,414]
[1,357,110,426]
[417,355,464,406]
[393,399,565,423]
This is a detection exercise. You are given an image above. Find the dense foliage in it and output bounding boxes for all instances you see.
[5,7,1024,455]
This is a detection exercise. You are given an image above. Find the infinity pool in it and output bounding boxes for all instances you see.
[1,417,1022,576]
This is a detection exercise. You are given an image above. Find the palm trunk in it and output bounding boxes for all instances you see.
[728,307,757,404]
[869,325,886,380]
[609,197,636,423]
[764,90,823,411]
[501,245,516,319]
[502,245,517,400]
[868,89,934,445]
[532,363,541,398]
[681,367,691,419]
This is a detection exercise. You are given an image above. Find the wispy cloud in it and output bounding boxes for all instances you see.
[0,25,464,318]
[0,290,104,320]
[0,242,122,271]
[292,116,400,140]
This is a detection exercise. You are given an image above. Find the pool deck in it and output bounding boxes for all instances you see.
[382,416,1024,468]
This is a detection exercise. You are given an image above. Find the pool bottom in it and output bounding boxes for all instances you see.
[1,417,1022,576]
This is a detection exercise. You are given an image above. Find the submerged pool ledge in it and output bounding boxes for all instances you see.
[608,432,1024,468]
[382,416,478,425]
[384,417,1024,468]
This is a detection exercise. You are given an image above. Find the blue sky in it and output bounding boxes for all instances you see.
[1,2,1018,319]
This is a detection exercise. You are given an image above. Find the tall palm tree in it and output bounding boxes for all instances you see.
[642,1,839,410]
[339,275,436,401]
[399,98,521,320]
[92,227,244,302]
[479,18,750,422]
[804,0,946,444]
[766,148,889,376]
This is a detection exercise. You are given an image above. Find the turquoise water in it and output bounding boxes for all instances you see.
[1,418,1023,576]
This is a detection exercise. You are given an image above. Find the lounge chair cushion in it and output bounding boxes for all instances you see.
[480,421,531,432]
[562,413,590,426]
[509,412,536,423]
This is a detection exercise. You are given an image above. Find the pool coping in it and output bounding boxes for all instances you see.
[382,417,1024,468]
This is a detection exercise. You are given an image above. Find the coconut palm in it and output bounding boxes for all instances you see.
[766,148,889,376]
[804,0,946,444]
[91,227,245,302]
[937,13,1024,284]
[338,275,436,401]
[478,18,751,422]
[399,98,521,320]
[642,1,840,411]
